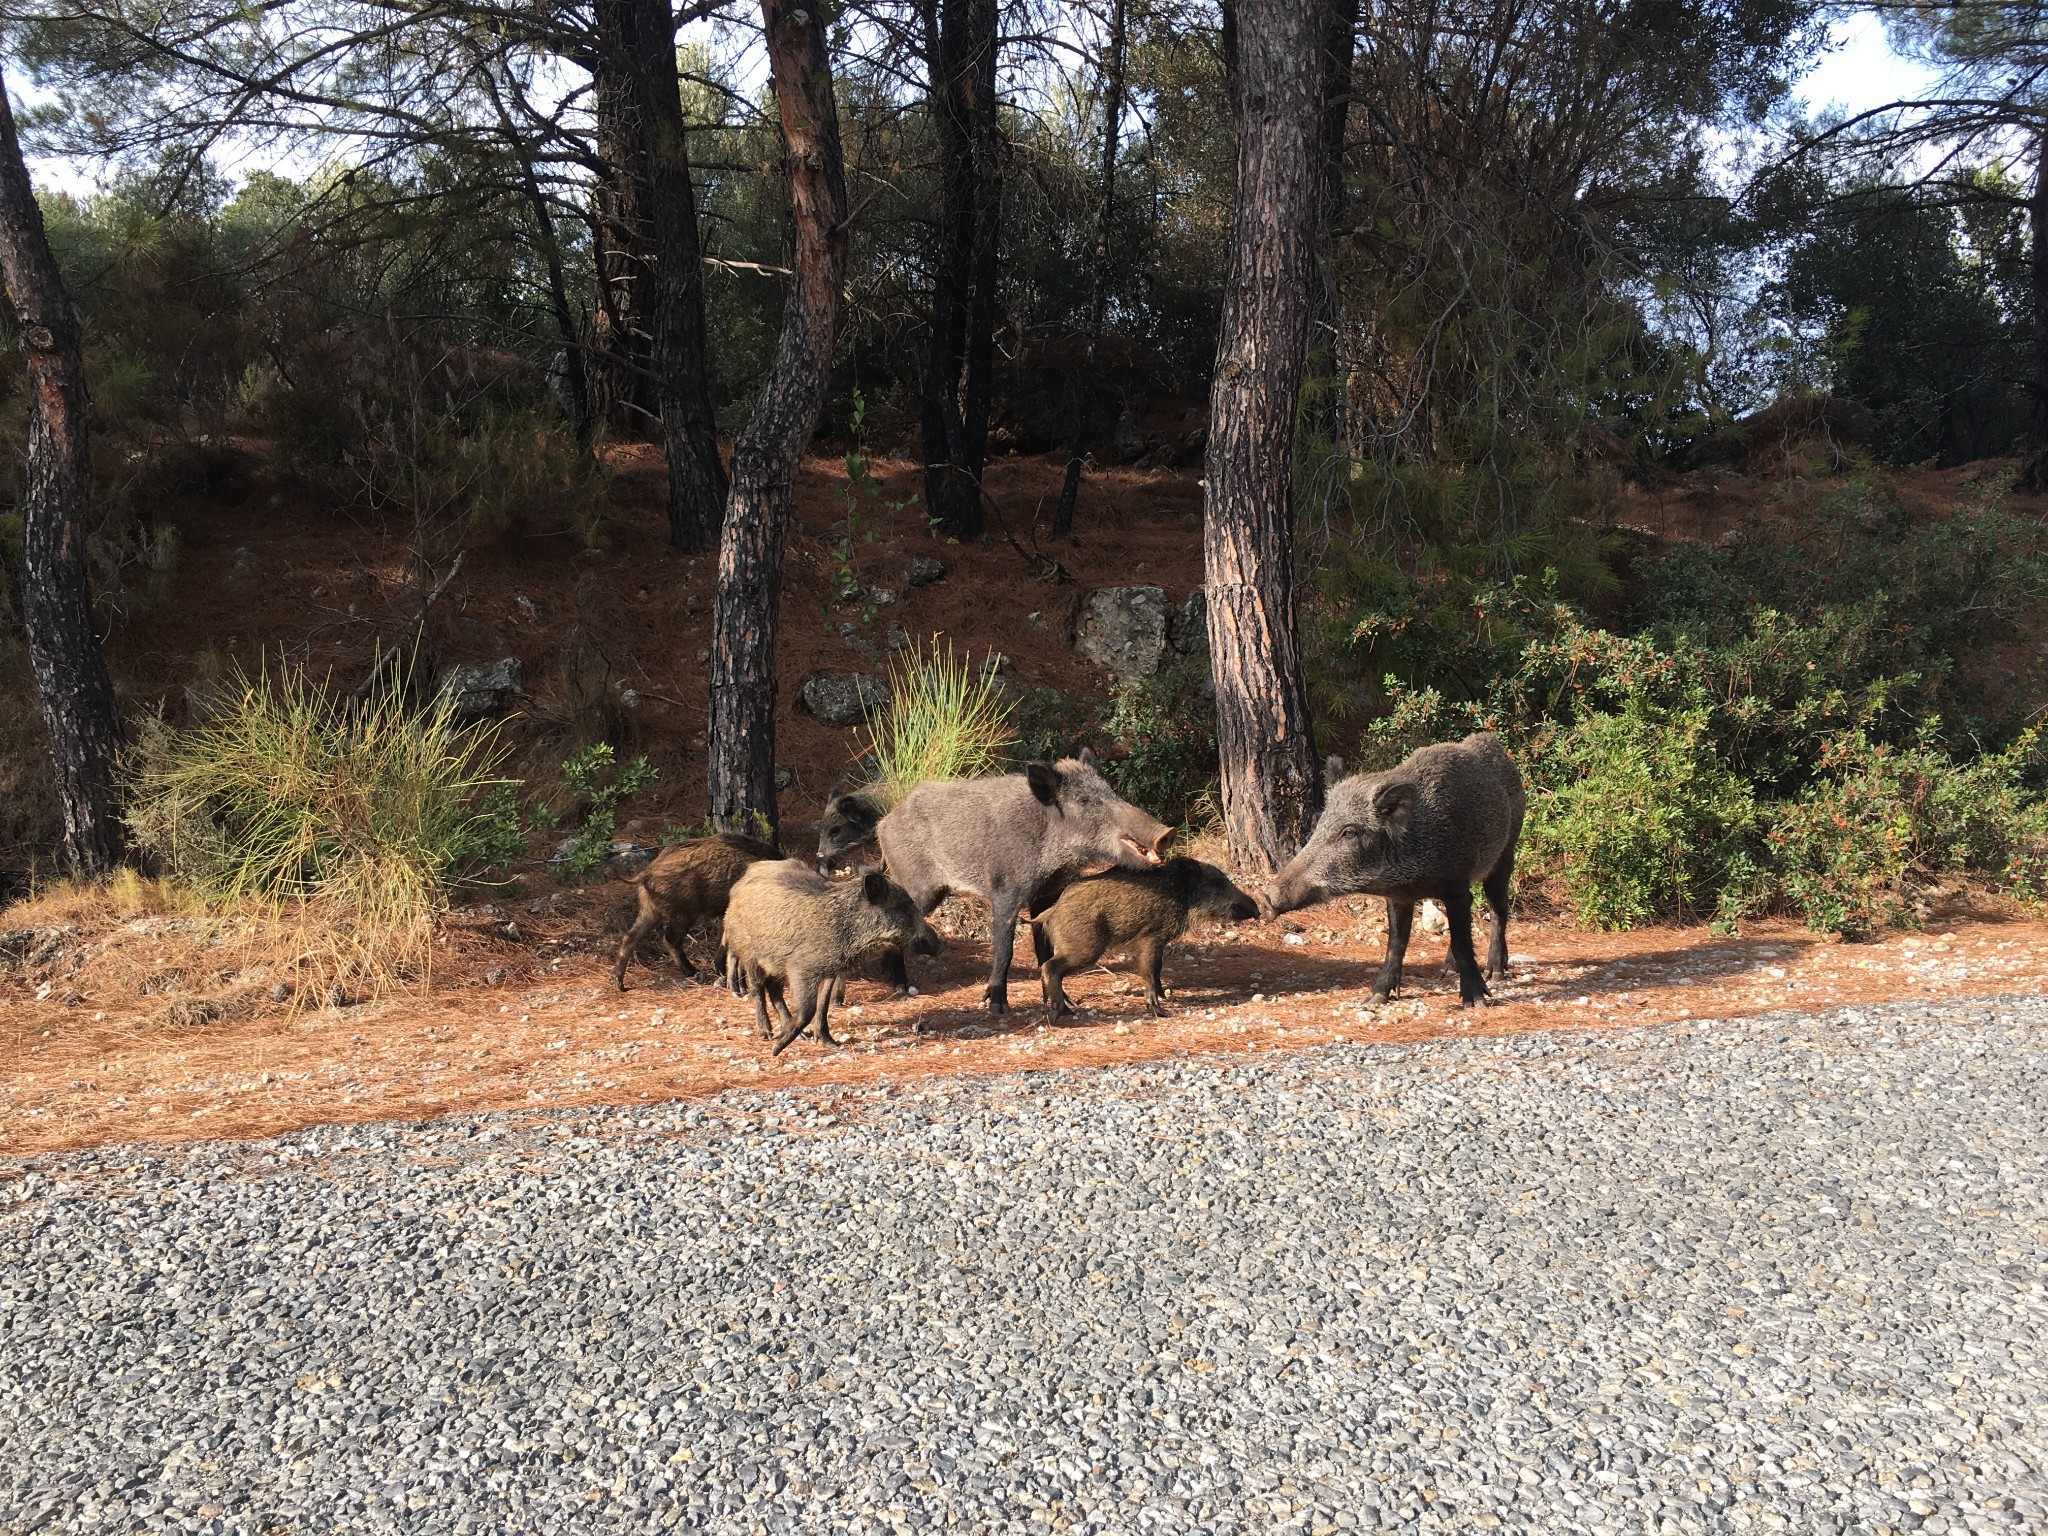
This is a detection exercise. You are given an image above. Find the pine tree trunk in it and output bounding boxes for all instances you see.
[1304,0,1358,454]
[632,0,729,551]
[1050,0,1126,541]
[706,0,849,840]
[920,0,1001,540]
[1204,0,1324,879]
[2026,128,2048,491]
[0,78,125,875]
[590,1,658,436]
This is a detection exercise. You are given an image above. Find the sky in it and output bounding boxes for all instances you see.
[15,6,1949,199]
[1797,10,1941,124]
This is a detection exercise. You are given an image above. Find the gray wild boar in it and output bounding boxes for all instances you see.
[876,751,1174,1013]
[1265,732,1524,1007]
[612,832,782,991]
[1030,856,1259,1025]
[722,863,942,1054]
[813,786,887,872]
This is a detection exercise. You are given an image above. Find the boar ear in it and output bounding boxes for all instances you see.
[1372,782,1416,833]
[1077,746,1097,768]
[860,870,890,905]
[1324,754,1346,784]
[1025,761,1063,805]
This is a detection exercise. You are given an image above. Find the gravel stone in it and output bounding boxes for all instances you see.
[3,997,2045,1533]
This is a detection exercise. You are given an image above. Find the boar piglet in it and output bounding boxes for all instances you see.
[722,863,942,1055]
[876,750,1173,1013]
[612,832,783,991]
[1265,731,1525,1007]
[813,786,887,873]
[1030,856,1258,1026]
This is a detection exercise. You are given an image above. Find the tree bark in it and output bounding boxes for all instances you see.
[1304,0,1358,453]
[920,0,1002,540]
[632,0,729,551]
[589,0,728,547]
[1204,0,1325,878]
[1050,0,1127,541]
[590,0,658,436]
[0,76,125,874]
[706,0,849,840]
[2026,125,2048,491]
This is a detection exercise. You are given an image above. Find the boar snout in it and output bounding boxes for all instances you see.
[910,925,944,958]
[1264,861,1323,916]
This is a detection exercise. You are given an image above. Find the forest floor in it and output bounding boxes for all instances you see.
[6,445,2048,1157]
[10,891,2048,1157]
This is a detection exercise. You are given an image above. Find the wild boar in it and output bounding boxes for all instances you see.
[1029,856,1259,1026]
[1265,732,1524,1007]
[611,832,782,992]
[722,863,942,1055]
[875,751,1174,1013]
[813,786,887,872]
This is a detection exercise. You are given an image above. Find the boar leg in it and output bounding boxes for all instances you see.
[611,893,666,991]
[1482,862,1513,979]
[812,976,837,1045]
[769,974,820,1055]
[1372,899,1415,1002]
[1444,887,1494,1006]
[1024,874,1069,968]
[985,890,1026,1014]
[748,970,775,1038]
[1039,952,1073,1026]
[1137,936,1169,1016]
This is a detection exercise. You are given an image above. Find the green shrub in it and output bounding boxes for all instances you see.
[125,666,522,984]
[1096,659,1220,832]
[1525,704,1761,929]
[1343,474,2048,936]
[544,743,656,880]
[860,642,1015,803]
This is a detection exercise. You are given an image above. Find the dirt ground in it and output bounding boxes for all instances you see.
[9,892,2048,1159]
[7,448,2048,1157]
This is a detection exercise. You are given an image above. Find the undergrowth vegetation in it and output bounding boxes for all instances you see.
[859,642,1016,805]
[1346,471,2048,937]
[125,667,523,992]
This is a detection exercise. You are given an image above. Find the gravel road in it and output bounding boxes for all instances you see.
[3,997,2045,1536]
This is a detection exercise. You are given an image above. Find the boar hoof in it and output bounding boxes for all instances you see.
[983,985,1009,1015]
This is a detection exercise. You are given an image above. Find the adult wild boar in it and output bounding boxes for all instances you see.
[876,751,1173,1013]
[1265,733,1524,1007]
[723,863,942,1055]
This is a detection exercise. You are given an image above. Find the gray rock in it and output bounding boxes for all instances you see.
[1113,403,1147,463]
[1073,585,1170,680]
[1168,588,1209,655]
[800,670,891,728]
[437,658,522,725]
[905,555,948,588]
[604,840,657,877]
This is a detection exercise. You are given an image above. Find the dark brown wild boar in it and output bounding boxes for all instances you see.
[875,751,1173,1013]
[1029,856,1259,1025]
[611,833,782,991]
[722,863,942,1054]
[813,786,887,872]
[1265,732,1524,1007]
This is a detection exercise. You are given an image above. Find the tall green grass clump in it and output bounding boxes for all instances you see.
[126,665,523,988]
[860,641,1015,804]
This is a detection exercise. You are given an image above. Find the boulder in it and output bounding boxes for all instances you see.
[800,670,891,727]
[1073,586,1169,681]
[1168,588,1209,656]
[439,658,522,725]
[905,555,948,588]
